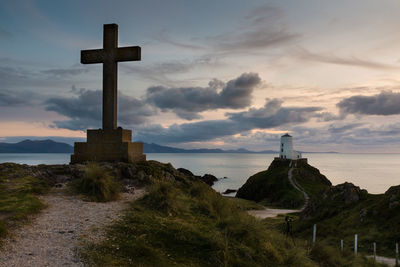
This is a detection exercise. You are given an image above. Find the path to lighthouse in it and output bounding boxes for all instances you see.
[288,166,310,211]
[248,165,309,219]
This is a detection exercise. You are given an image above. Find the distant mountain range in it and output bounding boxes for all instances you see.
[0,139,277,154]
[143,143,277,154]
[0,139,338,154]
[0,139,74,153]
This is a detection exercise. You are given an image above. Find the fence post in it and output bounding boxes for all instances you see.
[396,242,398,267]
[340,239,343,253]
[373,242,376,261]
[354,234,358,256]
[312,224,317,244]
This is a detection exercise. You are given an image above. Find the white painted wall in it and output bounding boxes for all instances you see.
[279,134,302,160]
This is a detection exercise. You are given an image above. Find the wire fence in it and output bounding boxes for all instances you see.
[310,223,399,266]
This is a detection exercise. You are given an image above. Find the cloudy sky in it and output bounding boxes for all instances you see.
[1,0,400,152]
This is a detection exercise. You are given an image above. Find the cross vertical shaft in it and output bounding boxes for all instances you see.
[103,24,118,130]
[80,23,141,130]
[72,23,146,164]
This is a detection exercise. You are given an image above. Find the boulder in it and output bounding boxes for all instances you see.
[177,168,194,177]
[200,174,218,186]
[328,182,367,204]
[222,189,237,194]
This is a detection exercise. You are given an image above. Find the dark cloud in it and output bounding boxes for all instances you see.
[337,91,400,115]
[120,55,221,86]
[146,73,261,120]
[296,48,400,70]
[0,90,29,106]
[41,67,90,77]
[0,89,37,106]
[153,30,205,50]
[0,60,89,92]
[211,5,299,53]
[288,122,400,150]
[328,123,364,134]
[45,88,156,130]
[213,28,298,53]
[227,99,322,128]
[153,5,299,56]
[136,99,326,143]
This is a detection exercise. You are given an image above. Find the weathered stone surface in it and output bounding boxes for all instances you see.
[201,174,218,186]
[328,182,367,204]
[222,189,237,194]
[0,161,201,190]
[177,168,194,177]
[71,24,145,164]
[71,128,146,164]
[81,24,141,130]
[177,167,218,186]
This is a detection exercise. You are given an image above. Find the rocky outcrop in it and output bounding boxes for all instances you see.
[386,185,400,209]
[327,182,368,204]
[177,168,218,186]
[200,174,218,186]
[0,161,192,190]
[301,182,368,219]
[222,189,237,194]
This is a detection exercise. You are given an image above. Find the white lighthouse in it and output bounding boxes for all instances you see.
[279,133,302,160]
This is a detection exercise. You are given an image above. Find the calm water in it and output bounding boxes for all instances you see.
[0,153,399,194]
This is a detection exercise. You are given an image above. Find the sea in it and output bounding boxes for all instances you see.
[0,153,399,194]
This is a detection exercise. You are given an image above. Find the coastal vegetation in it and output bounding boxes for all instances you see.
[70,163,120,202]
[294,183,400,257]
[0,160,389,266]
[236,159,302,208]
[0,163,50,242]
[237,157,400,258]
[236,159,332,209]
[79,161,380,266]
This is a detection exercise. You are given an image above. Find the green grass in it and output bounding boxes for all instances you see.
[80,174,382,267]
[309,241,386,267]
[292,162,331,199]
[225,197,265,211]
[70,163,120,202]
[80,179,316,266]
[0,163,50,241]
[293,191,400,257]
[236,159,304,209]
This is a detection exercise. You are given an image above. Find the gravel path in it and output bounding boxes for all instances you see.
[0,188,145,267]
[247,208,300,219]
[248,164,308,219]
[288,166,309,211]
[368,255,397,267]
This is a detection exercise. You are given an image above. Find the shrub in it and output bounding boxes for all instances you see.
[141,179,178,214]
[72,163,120,202]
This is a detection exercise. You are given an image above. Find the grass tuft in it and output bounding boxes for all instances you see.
[71,163,120,202]
[0,164,50,241]
[80,178,327,266]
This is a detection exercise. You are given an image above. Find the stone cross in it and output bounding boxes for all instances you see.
[81,24,141,130]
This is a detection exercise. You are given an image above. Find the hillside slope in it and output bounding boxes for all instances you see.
[0,161,383,266]
[236,159,331,209]
[295,182,400,257]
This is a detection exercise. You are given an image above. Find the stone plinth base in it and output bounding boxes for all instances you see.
[70,128,146,164]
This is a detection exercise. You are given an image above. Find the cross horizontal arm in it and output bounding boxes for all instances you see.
[81,49,104,64]
[116,46,141,62]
